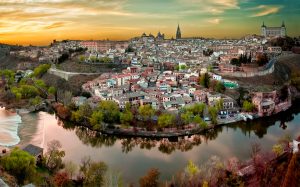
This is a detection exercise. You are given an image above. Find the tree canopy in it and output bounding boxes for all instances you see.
[0,148,36,184]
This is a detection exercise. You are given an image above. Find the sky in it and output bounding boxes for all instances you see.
[0,0,299,45]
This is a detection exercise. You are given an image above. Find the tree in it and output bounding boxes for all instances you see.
[158,113,175,128]
[48,86,57,95]
[199,73,210,88]
[64,160,77,179]
[29,96,42,106]
[193,115,207,128]
[215,99,224,111]
[72,102,93,123]
[95,101,120,124]
[34,79,47,89]
[90,111,104,130]
[208,106,218,124]
[139,168,160,187]
[138,104,155,121]
[79,55,86,63]
[58,53,69,64]
[61,91,73,106]
[0,148,36,184]
[215,82,225,93]
[242,100,255,112]
[256,53,269,66]
[272,144,284,156]
[191,103,205,116]
[120,111,133,125]
[33,64,51,78]
[185,160,200,177]
[84,162,108,186]
[53,172,70,187]
[230,58,241,66]
[45,140,65,172]
[181,111,193,125]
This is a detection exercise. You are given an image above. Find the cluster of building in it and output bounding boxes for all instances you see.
[82,66,238,114]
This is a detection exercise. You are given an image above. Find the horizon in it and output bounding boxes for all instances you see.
[0,0,299,46]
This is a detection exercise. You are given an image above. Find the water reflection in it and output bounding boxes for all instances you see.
[54,100,300,155]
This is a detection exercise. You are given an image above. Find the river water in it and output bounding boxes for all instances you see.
[1,103,300,184]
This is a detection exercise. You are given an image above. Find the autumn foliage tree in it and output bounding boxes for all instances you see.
[139,168,160,187]
[53,172,70,187]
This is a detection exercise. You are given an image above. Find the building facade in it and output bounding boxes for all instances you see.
[261,22,286,38]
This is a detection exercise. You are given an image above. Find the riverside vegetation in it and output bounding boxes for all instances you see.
[0,135,299,186]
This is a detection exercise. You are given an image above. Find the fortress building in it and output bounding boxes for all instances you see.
[261,21,286,38]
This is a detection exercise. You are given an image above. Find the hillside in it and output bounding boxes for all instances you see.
[231,54,300,92]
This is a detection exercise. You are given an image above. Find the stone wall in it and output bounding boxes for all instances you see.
[219,58,276,78]
[48,68,101,81]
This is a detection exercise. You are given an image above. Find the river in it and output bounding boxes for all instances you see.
[0,103,300,184]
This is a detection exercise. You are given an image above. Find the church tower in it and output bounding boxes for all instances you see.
[261,21,266,37]
[176,24,181,39]
[281,21,286,37]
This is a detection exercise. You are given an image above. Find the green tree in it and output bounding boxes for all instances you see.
[84,162,108,186]
[29,96,42,106]
[0,148,36,184]
[180,64,186,70]
[181,111,193,125]
[208,106,218,124]
[90,56,97,62]
[71,102,93,123]
[215,82,226,93]
[191,103,206,116]
[48,86,57,95]
[79,55,86,62]
[139,168,160,187]
[98,101,120,123]
[34,79,47,89]
[215,99,224,111]
[242,100,255,112]
[120,111,133,125]
[45,140,65,172]
[138,104,155,121]
[33,64,51,78]
[199,73,210,88]
[90,111,104,130]
[193,115,207,128]
[158,113,175,128]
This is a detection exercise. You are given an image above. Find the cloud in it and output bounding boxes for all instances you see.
[44,22,68,29]
[207,18,222,24]
[181,0,240,15]
[250,5,282,17]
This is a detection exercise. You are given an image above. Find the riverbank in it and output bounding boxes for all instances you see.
[52,99,297,139]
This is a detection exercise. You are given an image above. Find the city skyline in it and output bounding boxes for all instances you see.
[0,0,299,45]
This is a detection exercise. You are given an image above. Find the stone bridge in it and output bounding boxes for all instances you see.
[48,67,101,80]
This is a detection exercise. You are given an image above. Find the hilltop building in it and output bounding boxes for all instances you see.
[261,21,286,38]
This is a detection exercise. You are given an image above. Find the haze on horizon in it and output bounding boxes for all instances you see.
[0,0,299,46]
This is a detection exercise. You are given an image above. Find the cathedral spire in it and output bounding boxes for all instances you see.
[176,24,181,39]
